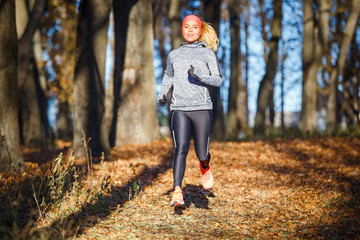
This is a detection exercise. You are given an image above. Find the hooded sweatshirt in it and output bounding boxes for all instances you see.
[157,41,222,111]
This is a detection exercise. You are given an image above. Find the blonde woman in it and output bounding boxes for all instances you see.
[157,15,222,207]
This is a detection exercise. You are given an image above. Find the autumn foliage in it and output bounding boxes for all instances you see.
[0,137,359,239]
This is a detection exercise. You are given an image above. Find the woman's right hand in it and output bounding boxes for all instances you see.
[158,95,167,106]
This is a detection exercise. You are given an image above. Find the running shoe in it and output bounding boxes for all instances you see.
[200,163,213,189]
[170,187,185,207]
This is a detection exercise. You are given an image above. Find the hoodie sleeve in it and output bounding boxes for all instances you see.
[193,50,223,87]
[157,54,174,102]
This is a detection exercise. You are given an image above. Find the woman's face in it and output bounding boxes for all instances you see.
[182,20,201,43]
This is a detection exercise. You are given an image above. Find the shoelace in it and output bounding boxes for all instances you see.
[173,189,183,198]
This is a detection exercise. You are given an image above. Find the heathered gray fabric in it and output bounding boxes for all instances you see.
[157,41,222,111]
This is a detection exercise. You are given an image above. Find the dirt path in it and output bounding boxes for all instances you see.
[2,137,360,239]
[71,138,360,239]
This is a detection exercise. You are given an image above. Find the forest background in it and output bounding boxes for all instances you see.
[1,0,360,169]
[1,0,360,239]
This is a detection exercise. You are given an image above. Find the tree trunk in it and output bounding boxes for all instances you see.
[258,0,268,64]
[300,0,331,133]
[101,12,115,153]
[226,1,239,138]
[280,43,286,130]
[19,65,47,147]
[269,86,275,128]
[169,0,182,50]
[73,0,112,157]
[301,0,318,133]
[326,0,360,133]
[115,0,160,146]
[355,71,360,125]
[226,0,246,139]
[352,37,360,125]
[57,100,73,140]
[0,0,25,172]
[110,0,136,146]
[265,0,276,128]
[354,38,360,125]
[244,0,250,129]
[203,0,225,139]
[340,37,358,127]
[237,1,249,133]
[17,0,46,89]
[28,0,47,93]
[153,1,168,71]
[15,0,28,37]
[166,0,180,115]
[254,0,282,134]
[16,0,48,148]
[341,71,355,127]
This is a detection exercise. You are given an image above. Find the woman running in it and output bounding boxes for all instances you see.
[157,14,222,207]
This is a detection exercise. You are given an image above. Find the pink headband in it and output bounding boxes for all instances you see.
[182,15,202,29]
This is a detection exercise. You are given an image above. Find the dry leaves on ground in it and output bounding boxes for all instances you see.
[0,137,359,239]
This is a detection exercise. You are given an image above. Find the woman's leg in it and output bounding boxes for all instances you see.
[191,110,213,189]
[191,110,213,166]
[171,111,192,187]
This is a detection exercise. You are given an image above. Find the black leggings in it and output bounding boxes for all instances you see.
[171,110,213,187]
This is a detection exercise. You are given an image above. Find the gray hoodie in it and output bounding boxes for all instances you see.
[157,41,222,111]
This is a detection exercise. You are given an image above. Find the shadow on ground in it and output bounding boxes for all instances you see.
[166,184,215,215]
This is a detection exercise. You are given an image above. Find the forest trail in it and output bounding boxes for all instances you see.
[2,137,360,239]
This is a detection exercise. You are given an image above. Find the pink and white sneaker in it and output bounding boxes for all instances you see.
[170,187,185,207]
[200,163,213,189]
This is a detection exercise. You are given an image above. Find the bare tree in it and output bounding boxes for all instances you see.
[0,0,25,171]
[73,0,112,157]
[300,0,331,133]
[101,11,115,153]
[244,0,250,129]
[115,0,160,146]
[153,0,169,71]
[203,0,225,139]
[258,0,269,64]
[258,0,277,126]
[347,36,360,125]
[169,0,182,49]
[326,0,360,133]
[17,0,48,148]
[17,0,46,89]
[254,0,283,134]
[280,39,287,130]
[226,0,248,138]
[226,0,241,138]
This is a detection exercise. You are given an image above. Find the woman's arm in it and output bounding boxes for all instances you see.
[157,74,173,103]
[189,51,222,87]
[157,55,174,104]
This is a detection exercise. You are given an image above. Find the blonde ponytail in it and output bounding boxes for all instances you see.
[200,22,219,52]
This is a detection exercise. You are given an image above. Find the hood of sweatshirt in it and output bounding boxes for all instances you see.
[180,41,206,48]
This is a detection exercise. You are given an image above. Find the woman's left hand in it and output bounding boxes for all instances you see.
[188,65,200,79]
